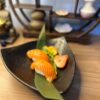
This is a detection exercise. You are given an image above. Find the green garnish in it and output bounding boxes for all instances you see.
[42,46,57,74]
[35,73,64,100]
[36,24,46,49]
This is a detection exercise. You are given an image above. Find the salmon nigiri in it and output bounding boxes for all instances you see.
[31,60,56,82]
[27,49,49,61]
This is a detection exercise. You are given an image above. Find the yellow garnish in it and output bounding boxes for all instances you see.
[43,46,57,56]
[0,17,6,26]
[48,46,57,55]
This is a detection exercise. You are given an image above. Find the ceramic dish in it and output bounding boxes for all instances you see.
[54,23,73,33]
[1,37,75,93]
[55,10,69,16]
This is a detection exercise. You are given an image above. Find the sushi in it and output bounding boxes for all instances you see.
[31,59,56,82]
[27,49,49,61]
[27,46,69,82]
[54,55,69,68]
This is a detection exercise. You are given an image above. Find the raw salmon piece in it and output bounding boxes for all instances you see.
[54,55,69,68]
[27,49,49,61]
[31,60,56,82]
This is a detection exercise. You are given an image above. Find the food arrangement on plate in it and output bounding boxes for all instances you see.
[1,25,75,100]
[27,45,69,82]
[25,25,73,99]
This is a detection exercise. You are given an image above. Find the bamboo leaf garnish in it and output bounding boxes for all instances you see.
[36,24,46,49]
[35,73,64,100]
[35,25,64,100]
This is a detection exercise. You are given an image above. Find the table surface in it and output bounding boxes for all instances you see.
[0,35,100,100]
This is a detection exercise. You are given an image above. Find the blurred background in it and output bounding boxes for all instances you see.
[6,0,100,35]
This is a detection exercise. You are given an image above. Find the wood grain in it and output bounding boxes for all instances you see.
[0,35,100,100]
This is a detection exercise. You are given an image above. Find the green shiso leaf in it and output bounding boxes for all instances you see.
[35,24,64,100]
[35,73,64,100]
[36,24,46,49]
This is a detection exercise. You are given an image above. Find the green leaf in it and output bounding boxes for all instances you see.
[35,73,64,100]
[36,24,46,49]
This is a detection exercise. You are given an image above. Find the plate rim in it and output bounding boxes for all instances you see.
[0,48,37,90]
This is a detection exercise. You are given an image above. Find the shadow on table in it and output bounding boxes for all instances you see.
[63,64,82,100]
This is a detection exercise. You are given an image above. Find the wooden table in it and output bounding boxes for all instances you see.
[0,34,100,100]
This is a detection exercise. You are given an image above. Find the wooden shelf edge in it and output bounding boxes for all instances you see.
[14,4,53,11]
[23,31,93,44]
[51,11,98,20]
[23,30,84,39]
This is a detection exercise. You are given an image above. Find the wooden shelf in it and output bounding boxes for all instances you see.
[8,0,100,43]
[51,11,98,20]
[14,4,52,11]
[23,30,83,39]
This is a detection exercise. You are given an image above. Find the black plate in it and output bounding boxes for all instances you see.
[1,37,75,93]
